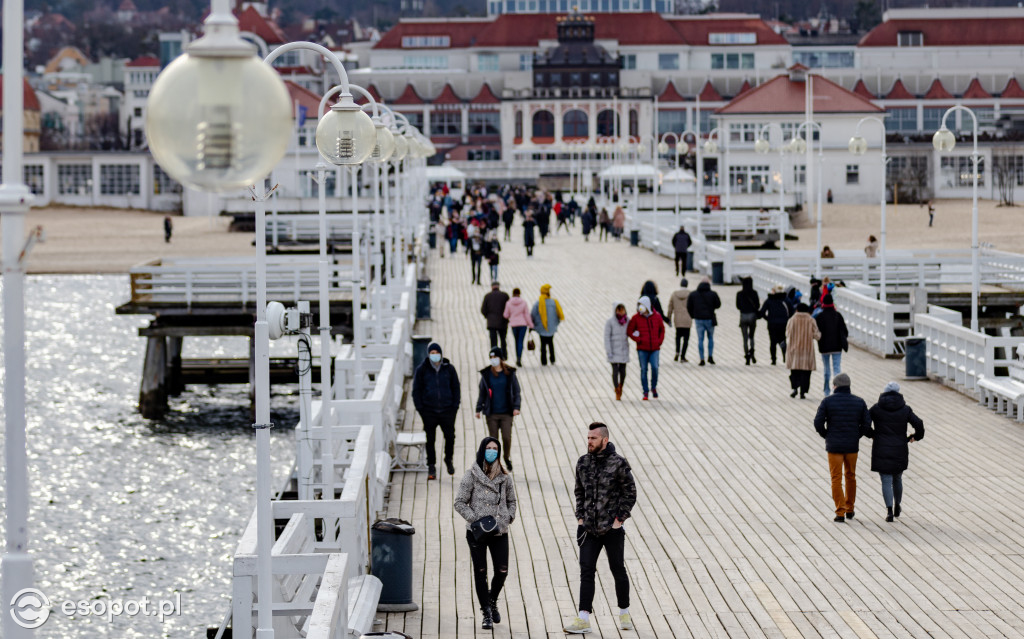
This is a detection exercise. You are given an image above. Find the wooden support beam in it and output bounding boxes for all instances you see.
[139,336,168,419]
[167,336,184,397]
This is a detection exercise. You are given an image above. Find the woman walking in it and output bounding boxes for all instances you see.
[612,205,626,240]
[759,285,790,365]
[598,207,610,241]
[523,211,537,258]
[446,212,464,256]
[604,302,630,400]
[503,288,534,367]
[639,280,668,323]
[502,203,516,240]
[736,276,760,365]
[816,294,849,396]
[475,348,521,470]
[454,437,517,630]
[785,303,821,399]
[866,382,924,522]
[530,284,564,366]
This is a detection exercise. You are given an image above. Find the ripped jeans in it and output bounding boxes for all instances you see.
[466,530,509,608]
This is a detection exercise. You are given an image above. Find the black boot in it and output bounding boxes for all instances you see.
[894,503,901,518]
[481,606,493,630]
[886,507,894,523]
[490,597,501,623]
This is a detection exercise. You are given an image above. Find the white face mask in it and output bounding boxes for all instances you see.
[637,305,645,313]
[490,357,501,367]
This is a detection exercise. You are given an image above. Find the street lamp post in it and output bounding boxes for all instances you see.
[933,106,981,332]
[849,117,890,302]
[756,123,788,265]
[792,122,823,278]
[702,128,725,242]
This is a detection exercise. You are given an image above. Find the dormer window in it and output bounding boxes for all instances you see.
[897,31,923,47]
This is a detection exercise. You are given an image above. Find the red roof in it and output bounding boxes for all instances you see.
[1001,77,1024,98]
[962,78,991,99]
[658,81,686,103]
[0,76,41,111]
[735,79,752,97]
[432,83,462,104]
[860,18,1024,47]
[923,78,952,100]
[668,16,787,46]
[392,84,424,105]
[355,84,382,105]
[126,55,159,68]
[852,79,875,100]
[715,72,882,115]
[236,6,286,45]
[284,81,324,119]
[698,81,723,102]
[470,83,500,104]
[885,79,914,100]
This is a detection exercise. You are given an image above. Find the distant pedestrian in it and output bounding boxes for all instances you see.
[813,372,871,522]
[563,423,636,635]
[639,280,668,324]
[502,204,515,240]
[469,222,485,285]
[523,212,536,258]
[671,225,692,276]
[927,201,935,227]
[475,348,521,470]
[759,285,790,365]
[530,284,564,366]
[481,281,510,358]
[687,277,721,366]
[484,227,501,281]
[604,302,630,401]
[454,436,517,630]
[736,276,760,365]
[581,207,595,241]
[446,212,464,256]
[666,278,692,362]
[598,208,610,241]
[786,303,821,399]
[627,296,665,401]
[826,188,833,204]
[412,342,461,479]
[864,235,878,257]
[866,381,925,522]
[503,288,534,367]
[164,216,173,243]
[821,245,835,259]
[611,206,626,240]
[815,294,849,396]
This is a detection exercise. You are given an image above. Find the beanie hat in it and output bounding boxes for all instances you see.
[489,347,504,359]
[832,372,851,388]
[680,278,688,287]
[428,342,442,355]
[884,381,901,393]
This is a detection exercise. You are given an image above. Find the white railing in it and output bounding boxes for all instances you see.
[266,213,375,245]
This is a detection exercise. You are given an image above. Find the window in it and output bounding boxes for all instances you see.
[846,164,859,185]
[58,164,92,195]
[23,165,43,195]
[940,156,984,187]
[728,165,770,193]
[621,54,636,70]
[469,111,500,136]
[569,72,581,86]
[563,110,588,137]
[519,54,532,71]
[657,110,685,136]
[629,109,638,137]
[897,31,923,47]
[794,164,806,186]
[401,35,450,48]
[711,53,724,69]
[430,111,461,136]
[658,53,678,70]
[923,108,944,132]
[402,55,448,69]
[514,111,523,138]
[468,149,501,161]
[885,108,917,132]
[403,112,423,131]
[699,109,712,134]
[729,123,758,143]
[477,54,499,72]
[532,110,554,138]
[710,53,752,69]
[100,164,141,195]
[133,107,143,117]
[596,109,618,136]
[709,32,757,45]
[153,165,182,195]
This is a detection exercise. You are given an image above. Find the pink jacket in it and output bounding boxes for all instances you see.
[503,297,535,328]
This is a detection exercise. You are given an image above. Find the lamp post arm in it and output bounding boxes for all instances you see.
[320,83,381,120]
[265,42,351,96]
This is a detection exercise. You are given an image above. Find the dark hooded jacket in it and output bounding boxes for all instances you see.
[735,277,760,314]
[412,342,461,414]
[475,364,521,416]
[574,441,637,535]
[759,291,790,326]
[867,391,925,474]
[686,281,721,321]
[672,228,691,253]
[639,281,668,323]
[815,304,849,353]
[813,386,871,454]
[481,288,510,331]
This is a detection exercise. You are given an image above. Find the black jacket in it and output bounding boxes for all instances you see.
[475,365,521,416]
[672,230,691,253]
[813,386,870,454]
[867,391,925,474]
[412,358,461,414]
[640,281,668,324]
[574,442,637,535]
[481,290,510,330]
[735,278,760,314]
[686,281,721,321]
[815,307,849,353]
[759,292,790,326]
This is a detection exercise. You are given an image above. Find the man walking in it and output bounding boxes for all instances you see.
[481,281,510,357]
[671,225,691,276]
[813,373,871,522]
[411,342,461,479]
[163,216,173,243]
[564,423,637,634]
[627,296,665,401]
[686,277,721,366]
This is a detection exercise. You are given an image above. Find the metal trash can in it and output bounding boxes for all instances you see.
[686,250,694,273]
[711,262,724,284]
[427,227,437,249]
[905,337,927,379]
[412,335,432,370]
[629,229,639,246]
[371,519,418,612]
[416,279,430,319]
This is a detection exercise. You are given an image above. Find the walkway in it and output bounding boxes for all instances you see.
[384,221,1024,639]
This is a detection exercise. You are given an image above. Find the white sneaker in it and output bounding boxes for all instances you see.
[620,612,633,630]
[563,617,592,634]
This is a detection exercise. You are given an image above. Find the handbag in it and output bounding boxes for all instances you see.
[470,515,498,541]
[527,333,536,351]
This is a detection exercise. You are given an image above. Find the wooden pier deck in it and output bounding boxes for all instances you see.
[385,225,1024,639]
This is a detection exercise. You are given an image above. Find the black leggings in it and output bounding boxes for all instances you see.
[611,363,626,388]
[768,324,787,362]
[675,251,687,275]
[539,335,555,365]
[674,327,690,358]
[467,531,509,608]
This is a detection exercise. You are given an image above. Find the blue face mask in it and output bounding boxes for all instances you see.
[484,449,499,463]
[429,353,441,363]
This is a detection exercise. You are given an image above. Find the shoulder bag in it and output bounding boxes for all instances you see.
[470,515,498,541]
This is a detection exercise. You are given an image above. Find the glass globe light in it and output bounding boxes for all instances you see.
[392,132,408,161]
[702,140,718,155]
[933,127,956,152]
[373,119,395,162]
[848,135,868,156]
[657,141,669,155]
[145,4,292,192]
[315,94,377,165]
[754,137,771,154]
[788,136,807,154]
[637,144,646,155]
[403,131,421,157]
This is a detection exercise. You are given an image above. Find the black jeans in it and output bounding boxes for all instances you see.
[539,335,555,365]
[611,363,626,388]
[675,251,687,275]
[420,409,457,467]
[489,327,508,359]
[739,313,757,356]
[578,527,629,613]
[471,254,483,284]
[768,324,787,363]
[674,327,690,359]
[467,531,509,609]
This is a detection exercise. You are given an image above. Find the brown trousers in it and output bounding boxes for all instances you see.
[827,452,858,517]
[486,413,514,463]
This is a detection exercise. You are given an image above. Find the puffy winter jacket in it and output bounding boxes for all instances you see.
[503,296,534,328]
[758,292,790,326]
[813,386,870,454]
[475,365,521,416]
[412,356,461,414]
[815,307,849,353]
[574,442,636,535]
[626,312,665,352]
[604,303,630,364]
[686,281,721,321]
[481,290,510,330]
[867,391,925,474]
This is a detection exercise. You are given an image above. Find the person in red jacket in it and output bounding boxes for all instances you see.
[626,296,665,401]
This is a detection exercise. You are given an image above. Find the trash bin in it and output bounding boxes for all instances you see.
[427,228,437,249]
[686,250,694,273]
[711,261,724,285]
[629,229,640,246]
[416,279,430,320]
[371,519,418,612]
[412,335,432,369]
[905,336,927,379]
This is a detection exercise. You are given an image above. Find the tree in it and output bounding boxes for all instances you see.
[853,0,881,33]
[993,150,1021,207]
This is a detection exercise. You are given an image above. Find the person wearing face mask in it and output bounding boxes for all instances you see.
[454,437,517,630]
[475,348,521,470]
[604,302,630,401]
[626,296,665,401]
[412,342,461,479]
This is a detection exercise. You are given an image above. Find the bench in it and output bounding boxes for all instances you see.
[391,431,429,472]
[978,363,1024,421]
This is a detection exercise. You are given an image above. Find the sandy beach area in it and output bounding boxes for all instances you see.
[1,199,1022,274]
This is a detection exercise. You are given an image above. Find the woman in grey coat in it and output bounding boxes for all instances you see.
[605,302,630,400]
[454,437,517,630]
